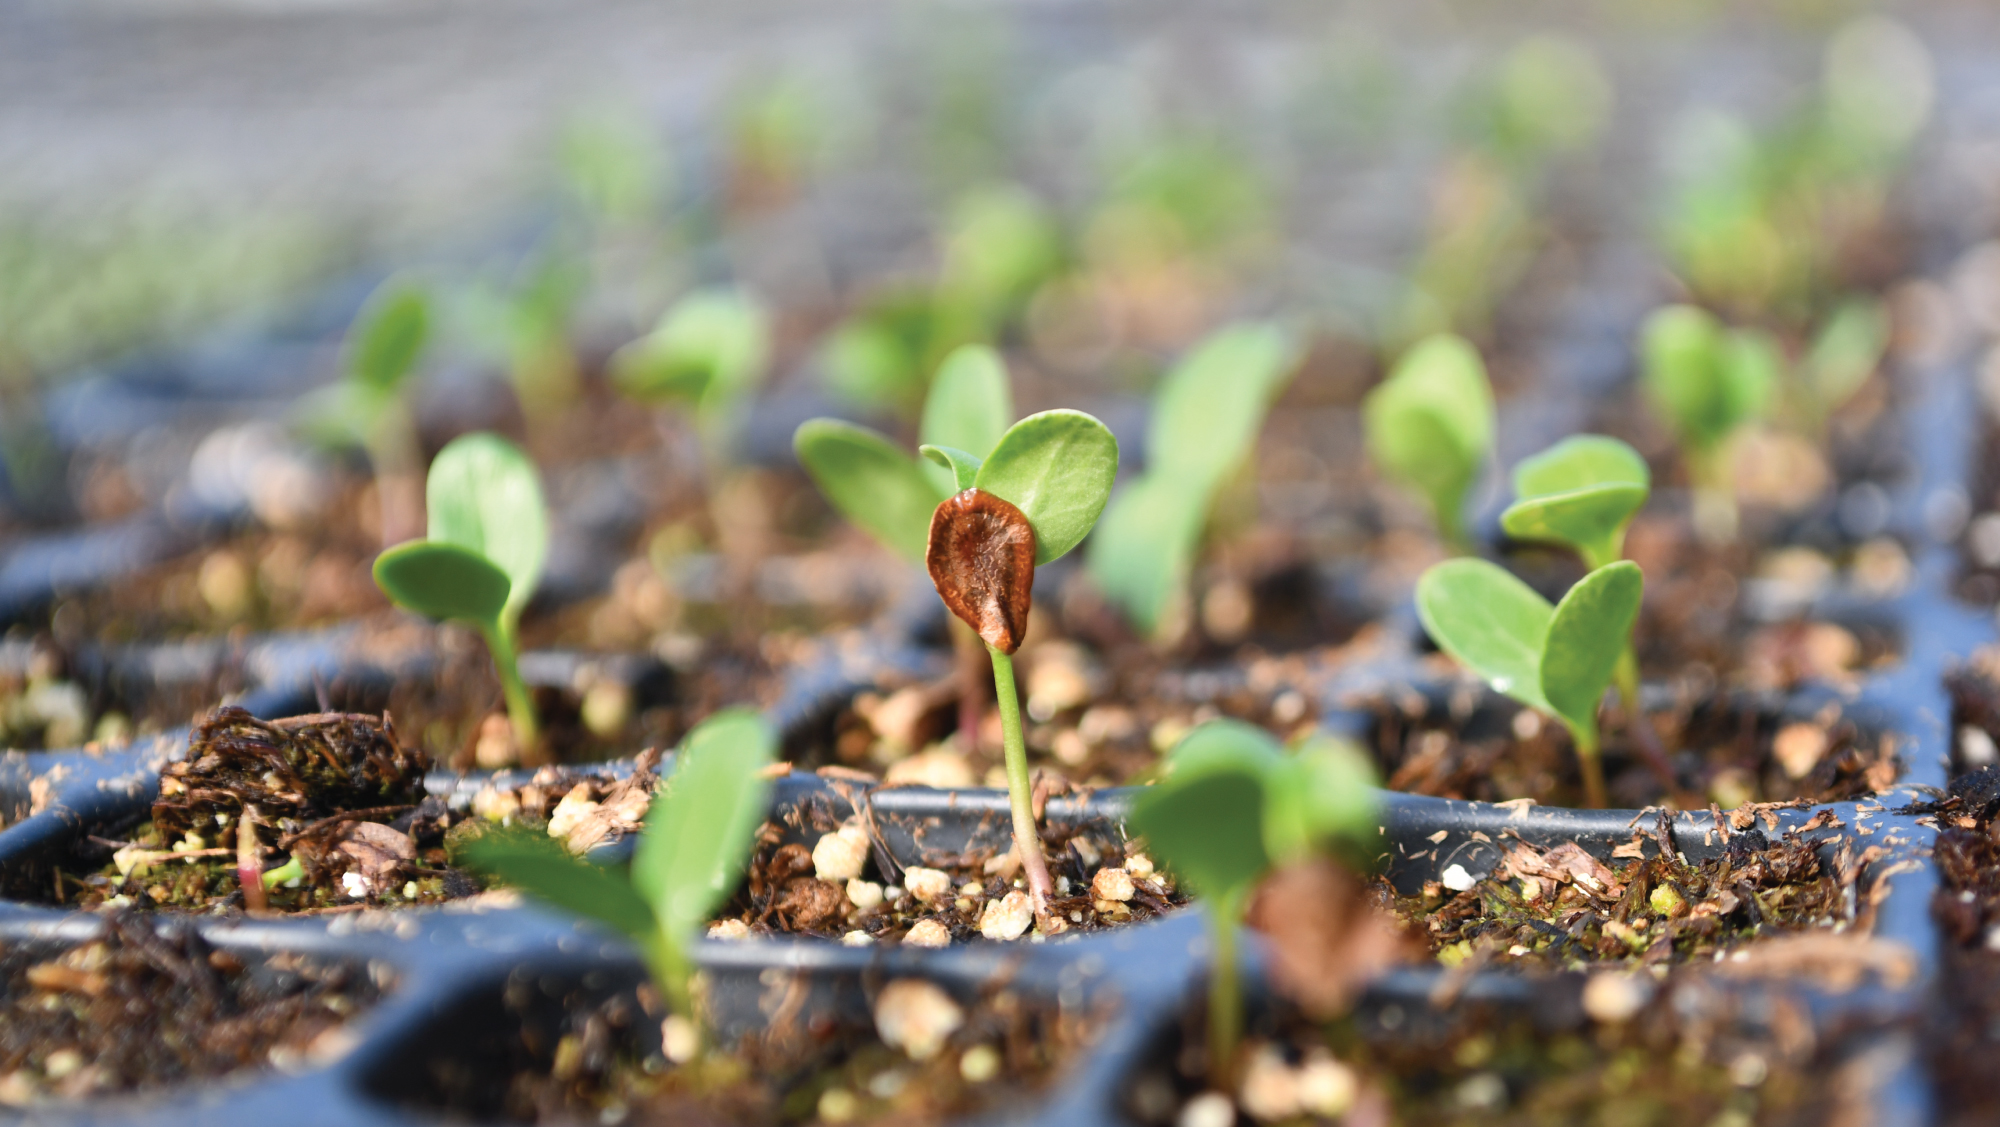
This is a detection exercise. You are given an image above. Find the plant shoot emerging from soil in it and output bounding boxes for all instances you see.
[609,287,772,466]
[1416,559,1643,808]
[1639,305,1775,544]
[372,432,549,759]
[1363,333,1495,552]
[295,278,432,545]
[1086,322,1300,640]
[919,408,1119,923]
[464,709,774,1044]
[1500,435,1667,770]
[1127,721,1378,1089]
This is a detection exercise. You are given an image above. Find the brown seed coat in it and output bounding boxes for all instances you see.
[926,489,1036,654]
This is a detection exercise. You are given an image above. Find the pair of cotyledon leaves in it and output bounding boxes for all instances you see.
[1362,334,1496,544]
[1417,558,1642,748]
[460,708,775,1006]
[371,433,549,637]
[295,280,432,449]
[794,345,1119,570]
[1084,323,1300,637]
[1126,720,1378,905]
[608,288,771,430]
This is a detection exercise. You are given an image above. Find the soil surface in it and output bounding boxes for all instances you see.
[1927,765,2000,1125]
[1386,813,1858,970]
[0,914,382,1105]
[407,974,1099,1125]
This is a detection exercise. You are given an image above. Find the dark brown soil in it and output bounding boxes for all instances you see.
[1384,817,1855,970]
[1366,686,1898,809]
[1124,989,1834,1127]
[414,975,1099,1125]
[0,914,383,1104]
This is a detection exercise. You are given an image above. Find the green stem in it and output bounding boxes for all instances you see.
[648,933,693,1020]
[1207,893,1244,1091]
[1568,719,1607,810]
[482,619,540,758]
[988,645,1054,912]
[1613,647,1640,719]
[1687,443,1738,545]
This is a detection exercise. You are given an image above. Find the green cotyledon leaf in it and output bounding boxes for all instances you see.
[1501,435,1650,568]
[631,709,775,950]
[1415,558,1554,713]
[794,419,947,563]
[1363,334,1495,541]
[974,409,1119,565]
[1540,561,1643,738]
[372,541,511,629]
[459,830,655,942]
[919,445,983,493]
[425,433,547,625]
[919,345,1013,496]
[1083,474,1207,637]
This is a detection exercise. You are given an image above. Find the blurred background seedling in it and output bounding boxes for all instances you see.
[1415,559,1643,808]
[1363,333,1495,552]
[294,278,433,546]
[1086,322,1301,642]
[1639,304,1777,544]
[372,432,549,763]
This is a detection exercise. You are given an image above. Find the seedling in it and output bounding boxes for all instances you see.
[1415,559,1643,808]
[796,345,1016,740]
[295,279,432,545]
[610,287,772,465]
[1128,720,1377,1087]
[1797,296,1890,434]
[803,390,1117,919]
[1363,333,1496,551]
[1087,322,1300,639]
[1639,304,1776,543]
[1501,436,1679,785]
[464,708,774,1041]
[372,433,549,758]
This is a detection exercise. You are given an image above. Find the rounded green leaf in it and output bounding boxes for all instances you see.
[372,541,511,627]
[794,419,946,562]
[426,433,547,623]
[1128,764,1271,901]
[1806,298,1888,411]
[919,444,983,493]
[1148,322,1299,492]
[1540,561,1643,736]
[348,281,430,395]
[1512,435,1649,500]
[919,345,1013,495]
[1084,474,1206,637]
[1414,558,1553,712]
[632,708,775,945]
[1640,304,1725,449]
[1502,485,1649,569]
[610,287,770,408]
[973,409,1120,565]
[1363,334,1495,539]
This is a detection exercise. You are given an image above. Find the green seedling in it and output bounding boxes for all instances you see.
[1660,19,1929,317]
[372,433,549,758]
[610,287,772,465]
[803,386,1118,921]
[464,708,773,1042]
[295,279,432,545]
[1363,334,1496,550]
[1640,304,1776,544]
[1415,559,1643,808]
[1128,721,1377,1087]
[796,344,1016,738]
[1798,296,1890,432]
[1086,322,1300,639]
